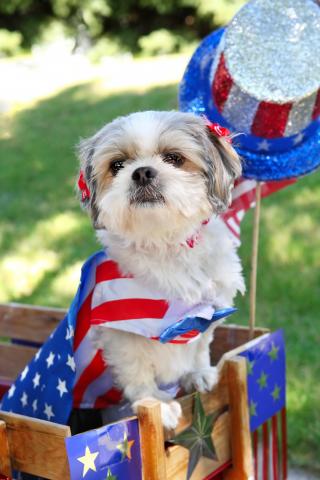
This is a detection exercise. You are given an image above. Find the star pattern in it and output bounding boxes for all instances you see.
[257,139,270,151]
[250,400,257,417]
[106,468,117,480]
[66,354,76,372]
[117,433,135,460]
[247,359,255,375]
[77,446,99,477]
[20,366,29,381]
[56,378,68,398]
[20,392,28,407]
[44,403,54,421]
[171,393,226,480]
[271,384,281,401]
[268,342,279,361]
[32,372,41,388]
[46,352,55,368]
[257,371,268,390]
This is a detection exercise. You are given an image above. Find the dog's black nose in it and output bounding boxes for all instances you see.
[132,166,158,186]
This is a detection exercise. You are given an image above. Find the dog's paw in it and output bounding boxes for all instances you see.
[160,401,182,430]
[182,367,218,393]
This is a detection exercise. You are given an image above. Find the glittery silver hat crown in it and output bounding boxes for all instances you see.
[179,0,320,181]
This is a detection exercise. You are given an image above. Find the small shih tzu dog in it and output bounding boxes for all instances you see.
[78,111,245,429]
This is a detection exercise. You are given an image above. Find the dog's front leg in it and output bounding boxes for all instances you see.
[181,325,218,393]
[97,329,182,429]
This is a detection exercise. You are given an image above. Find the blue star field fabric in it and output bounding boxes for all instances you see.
[65,417,142,480]
[240,330,286,431]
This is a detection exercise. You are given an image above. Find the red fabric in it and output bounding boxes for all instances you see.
[73,350,106,407]
[91,298,169,324]
[262,422,269,480]
[272,414,279,480]
[312,88,320,120]
[73,290,93,350]
[212,54,233,112]
[251,101,292,138]
[253,429,259,480]
[281,407,288,479]
[96,260,132,283]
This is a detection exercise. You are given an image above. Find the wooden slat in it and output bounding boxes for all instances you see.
[165,412,230,480]
[0,420,12,477]
[211,324,269,365]
[137,399,167,480]
[0,411,71,479]
[0,343,37,382]
[0,303,65,343]
[223,357,253,480]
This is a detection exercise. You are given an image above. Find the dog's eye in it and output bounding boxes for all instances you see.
[162,152,184,167]
[110,160,125,175]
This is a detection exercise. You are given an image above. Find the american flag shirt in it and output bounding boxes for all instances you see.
[0,249,232,424]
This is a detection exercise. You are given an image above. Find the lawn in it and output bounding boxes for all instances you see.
[1,67,320,470]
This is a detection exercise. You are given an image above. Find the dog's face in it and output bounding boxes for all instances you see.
[78,111,241,245]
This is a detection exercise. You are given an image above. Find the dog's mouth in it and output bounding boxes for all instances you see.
[129,185,165,206]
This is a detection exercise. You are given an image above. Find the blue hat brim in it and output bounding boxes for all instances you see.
[179,29,320,181]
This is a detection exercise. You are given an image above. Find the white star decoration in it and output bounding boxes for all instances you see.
[44,403,54,421]
[32,399,38,413]
[32,372,41,388]
[257,139,270,151]
[57,378,68,398]
[20,366,29,381]
[20,392,28,407]
[46,351,55,368]
[65,325,74,340]
[77,446,99,477]
[35,348,42,361]
[293,132,304,145]
[66,354,76,372]
[7,384,15,398]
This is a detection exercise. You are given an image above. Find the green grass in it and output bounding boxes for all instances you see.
[1,78,320,470]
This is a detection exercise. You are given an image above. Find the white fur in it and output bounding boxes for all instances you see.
[81,111,245,429]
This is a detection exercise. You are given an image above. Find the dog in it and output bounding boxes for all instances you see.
[78,111,245,429]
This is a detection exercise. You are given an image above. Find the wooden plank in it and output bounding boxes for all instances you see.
[137,399,167,480]
[165,412,231,480]
[0,420,12,477]
[211,324,269,365]
[0,303,65,343]
[223,357,253,480]
[0,411,71,480]
[0,343,37,382]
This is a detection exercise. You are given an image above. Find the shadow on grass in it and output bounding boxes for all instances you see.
[1,79,320,469]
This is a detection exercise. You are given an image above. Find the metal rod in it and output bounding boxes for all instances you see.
[249,182,262,339]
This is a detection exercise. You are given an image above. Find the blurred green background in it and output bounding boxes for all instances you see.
[0,0,320,475]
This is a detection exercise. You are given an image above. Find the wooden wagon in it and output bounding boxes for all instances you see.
[0,302,285,480]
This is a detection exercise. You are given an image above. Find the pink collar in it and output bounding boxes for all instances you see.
[185,219,210,248]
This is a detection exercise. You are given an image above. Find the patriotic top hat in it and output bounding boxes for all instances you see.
[179,0,320,181]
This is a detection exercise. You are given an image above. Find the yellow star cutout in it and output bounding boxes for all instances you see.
[77,445,99,477]
[247,359,255,375]
[257,371,268,390]
[250,400,258,417]
[117,433,135,460]
[271,384,281,401]
[268,342,279,361]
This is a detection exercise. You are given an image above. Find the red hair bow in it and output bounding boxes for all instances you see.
[206,121,232,144]
[78,170,91,201]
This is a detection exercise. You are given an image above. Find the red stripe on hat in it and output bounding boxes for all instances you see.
[212,53,233,112]
[94,387,122,409]
[180,329,200,338]
[312,88,320,120]
[73,290,93,351]
[251,102,292,138]
[73,349,106,406]
[96,260,132,283]
[91,298,169,324]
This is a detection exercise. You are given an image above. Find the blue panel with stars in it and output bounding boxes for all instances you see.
[65,417,142,480]
[240,329,286,432]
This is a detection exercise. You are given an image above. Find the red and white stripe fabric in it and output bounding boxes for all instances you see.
[211,52,320,138]
[221,177,297,243]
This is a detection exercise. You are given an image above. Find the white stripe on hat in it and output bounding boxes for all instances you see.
[222,83,260,134]
[284,90,318,136]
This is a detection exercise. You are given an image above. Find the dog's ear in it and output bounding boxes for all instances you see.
[77,137,101,228]
[202,126,242,212]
